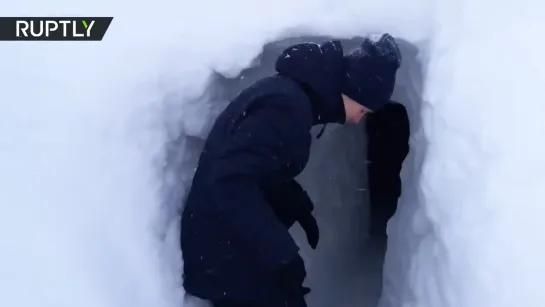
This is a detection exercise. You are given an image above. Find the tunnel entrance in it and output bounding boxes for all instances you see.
[200,36,412,307]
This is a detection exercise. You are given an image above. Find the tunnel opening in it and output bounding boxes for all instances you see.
[169,35,424,307]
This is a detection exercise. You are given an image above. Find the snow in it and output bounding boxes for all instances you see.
[2,0,545,307]
[382,1,545,306]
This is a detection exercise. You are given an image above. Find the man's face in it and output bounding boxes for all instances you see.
[342,94,371,124]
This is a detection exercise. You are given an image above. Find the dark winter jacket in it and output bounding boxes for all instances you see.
[261,178,319,250]
[180,40,348,302]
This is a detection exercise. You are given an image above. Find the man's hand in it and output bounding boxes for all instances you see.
[277,254,310,298]
[261,179,320,249]
[298,212,319,249]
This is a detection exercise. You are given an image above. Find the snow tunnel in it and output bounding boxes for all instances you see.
[5,0,545,306]
[173,35,424,307]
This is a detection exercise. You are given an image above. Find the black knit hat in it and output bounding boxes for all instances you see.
[342,34,402,111]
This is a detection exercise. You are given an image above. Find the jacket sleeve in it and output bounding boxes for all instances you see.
[212,94,312,274]
[261,178,314,228]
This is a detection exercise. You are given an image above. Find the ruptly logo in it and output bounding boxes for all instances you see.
[0,17,113,41]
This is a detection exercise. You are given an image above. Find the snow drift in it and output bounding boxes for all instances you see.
[2,0,544,307]
[381,1,545,307]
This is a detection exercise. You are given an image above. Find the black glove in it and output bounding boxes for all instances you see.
[285,294,309,307]
[293,189,319,249]
[277,254,311,298]
[297,211,319,249]
[261,179,320,249]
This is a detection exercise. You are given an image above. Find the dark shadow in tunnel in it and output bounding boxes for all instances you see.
[170,35,421,307]
[367,101,410,237]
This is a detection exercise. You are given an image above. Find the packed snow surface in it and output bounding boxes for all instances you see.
[381,1,545,307]
[2,0,545,307]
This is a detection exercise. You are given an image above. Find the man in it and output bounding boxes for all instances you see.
[180,33,402,307]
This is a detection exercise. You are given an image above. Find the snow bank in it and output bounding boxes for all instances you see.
[0,1,436,307]
[381,1,545,307]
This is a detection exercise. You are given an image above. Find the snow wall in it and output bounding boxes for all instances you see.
[380,1,545,307]
[2,1,544,307]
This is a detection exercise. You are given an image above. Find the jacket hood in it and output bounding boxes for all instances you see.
[275,40,346,125]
